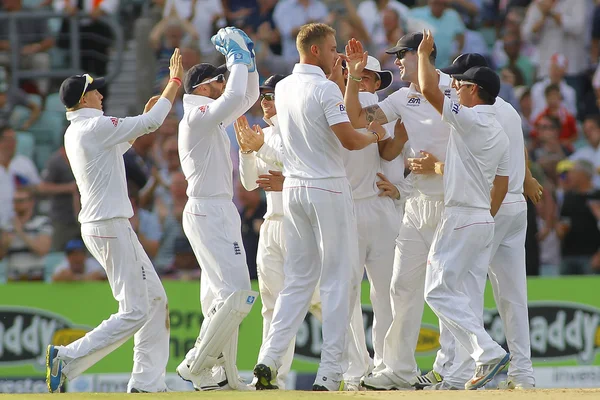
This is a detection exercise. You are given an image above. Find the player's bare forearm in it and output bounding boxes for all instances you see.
[491,175,509,217]
[344,78,366,128]
[418,54,444,115]
[378,135,405,161]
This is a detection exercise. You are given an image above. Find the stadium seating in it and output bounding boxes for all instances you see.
[15,131,36,159]
[44,252,66,282]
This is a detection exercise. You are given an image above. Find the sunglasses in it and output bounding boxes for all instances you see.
[457,81,479,89]
[80,74,93,102]
[395,48,416,60]
[193,74,225,88]
[260,93,275,101]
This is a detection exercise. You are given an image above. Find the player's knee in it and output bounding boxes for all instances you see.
[121,305,151,327]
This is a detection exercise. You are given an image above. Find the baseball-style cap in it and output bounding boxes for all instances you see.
[385,32,437,61]
[364,56,393,92]
[453,66,501,98]
[440,53,488,75]
[65,239,85,254]
[184,63,227,94]
[259,74,286,91]
[59,74,106,108]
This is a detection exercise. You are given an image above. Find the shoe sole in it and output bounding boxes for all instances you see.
[466,353,511,390]
[253,364,278,390]
[46,345,62,393]
[361,382,401,391]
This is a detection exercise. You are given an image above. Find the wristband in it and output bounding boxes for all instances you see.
[349,75,362,82]
[169,77,182,87]
[372,131,380,142]
[241,149,253,154]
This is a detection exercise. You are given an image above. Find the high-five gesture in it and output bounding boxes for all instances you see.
[417,30,435,58]
[345,38,368,77]
[234,116,252,153]
[169,48,184,81]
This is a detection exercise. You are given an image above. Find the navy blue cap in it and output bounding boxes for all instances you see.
[259,74,286,91]
[184,63,227,94]
[59,74,105,108]
[440,53,488,75]
[453,66,501,98]
[385,32,437,61]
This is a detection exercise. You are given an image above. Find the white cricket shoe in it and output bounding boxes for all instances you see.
[498,379,535,390]
[176,360,220,391]
[344,380,366,391]
[465,353,511,390]
[361,370,414,390]
[424,381,461,390]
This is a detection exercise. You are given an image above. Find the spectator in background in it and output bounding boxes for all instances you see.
[154,136,180,212]
[149,16,198,92]
[53,0,119,99]
[222,0,257,25]
[181,38,202,71]
[129,184,162,260]
[245,0,281,56]
[38,145,80,251]
[0,67,41,130]
[1,187,52,281]
[531,53,577,118]
[190,0,226,65]
[152,112,179,167]
[273,0,329,65]
[531,115,572,179]
[161,235,201,281]
[493,7,536,65]
[124,132,158,208]
[51,239,106,282]
[154,171,186,272]
[409,0,466,67]
[237,182,266,280]
[0,126,16,228]
[494,31,535,86]
[0,0,54,95]
[515,86,534,138]
[570,115,600,189]
[556,159,600,275]
[0,127,40,189]
[532,84,578,147]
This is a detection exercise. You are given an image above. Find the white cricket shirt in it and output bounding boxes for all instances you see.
[494,97,525,199]
[239,115,285,218]
[378,72,456,196]
[275,64,350,180]
[64,98,172,224]
[441,97,510,210]
[342,91,391,200]
[179,64,259,200]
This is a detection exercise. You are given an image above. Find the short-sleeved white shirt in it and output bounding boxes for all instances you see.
[342,91,391,199]
[494,97,525,196]
[441,97,510,210]
[276,64,350,180]
[378,72,455,196]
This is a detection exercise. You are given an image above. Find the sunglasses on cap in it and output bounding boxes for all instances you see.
[457,80,480,89]
[80,74,93,102]
[192,74,225,89]
[395,48,416,60]
[260,93,275,101]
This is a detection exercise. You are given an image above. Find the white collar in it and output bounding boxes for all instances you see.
[66,107,103,121]
[292,63,326,78]
[263,114,278,127]
[183,93,213,113]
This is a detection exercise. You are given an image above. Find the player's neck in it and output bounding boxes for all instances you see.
[411,72,440,94]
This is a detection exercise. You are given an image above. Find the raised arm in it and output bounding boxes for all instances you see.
[417,30,444,115]
[344,38,389,128]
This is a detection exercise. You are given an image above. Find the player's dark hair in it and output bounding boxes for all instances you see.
[544,83,561,98]
[584,114,600,128]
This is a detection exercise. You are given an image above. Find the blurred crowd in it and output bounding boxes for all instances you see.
[0,0,600,283]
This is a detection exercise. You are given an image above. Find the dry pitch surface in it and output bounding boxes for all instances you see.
[0,390,599,399]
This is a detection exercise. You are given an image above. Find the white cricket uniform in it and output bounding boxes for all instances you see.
[257,63,360,380]
[435,97,534,387]
[381,142,413,222]
[375,73,455,383]
[238,115,321,389]
[343,92,399,384]
[58,98,173,392]
[178,64,259,366]
[424,97,509,373]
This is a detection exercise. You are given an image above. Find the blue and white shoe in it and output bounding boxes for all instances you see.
[465,353,511,390]
[46,345,65,393]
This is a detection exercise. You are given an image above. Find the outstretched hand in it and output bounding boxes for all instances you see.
[417,29,435,58]
[345,38,368,77]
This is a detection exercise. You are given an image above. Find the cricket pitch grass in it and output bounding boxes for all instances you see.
[1,389,599,399]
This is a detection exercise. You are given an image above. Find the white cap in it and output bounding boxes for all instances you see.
[364,56,393,92]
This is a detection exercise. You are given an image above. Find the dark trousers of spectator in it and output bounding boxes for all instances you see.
[560,255,593,275]
[525,199,540,276]
[565,73,592,120]
[51,221,81,252]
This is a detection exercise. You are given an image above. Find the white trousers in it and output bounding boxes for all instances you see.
[435,199,533,386]
[258,177,361,379]
[425,207,506,368]
[380,194,444,382]
[182,198,251,367]
[345,195,399,383]
[58,218,169,392]
[256,217,321,389]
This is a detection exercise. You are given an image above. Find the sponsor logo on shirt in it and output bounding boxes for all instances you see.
[198,105,209,113]
[233,241,241,255]
[407,96,421,106]
[444,89,451,98]
[109,117,119,127]
[451,102,461,114]
[335,101,346,113]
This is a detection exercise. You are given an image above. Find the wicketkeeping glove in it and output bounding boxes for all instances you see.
[211,27,252,71]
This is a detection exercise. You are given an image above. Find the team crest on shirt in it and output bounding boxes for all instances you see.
[336,101,346,112]
[109,117,119,127]
[199,105,209,113]
[407,96,421,106]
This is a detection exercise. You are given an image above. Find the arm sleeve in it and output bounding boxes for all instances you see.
[441,96,476,135]
[561,1,586,36]
[520,4,543,43]
[378,91,403,124]
[187,64,249,128]
[256,143,284,168]
[97,97,172,148]
[496,145,510,177]
[222,69,260,128]
[321,83,350,126]
[239,153,260,191]
[273,3,292,37]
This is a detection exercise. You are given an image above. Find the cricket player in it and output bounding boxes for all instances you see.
[410,53,540,389]
[344,33,456,390]
[234,74,322,390]
[46,49,183,393]
[417,30,511,390]
[175,27,259,391]
[253,23,386,391]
